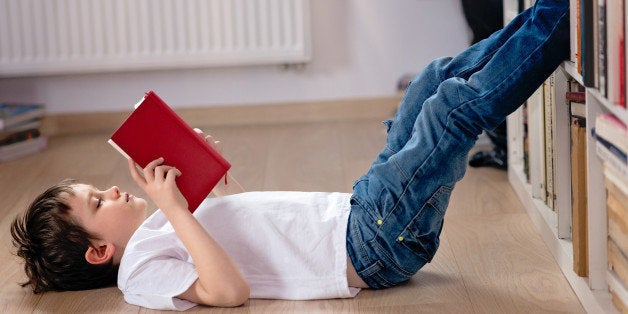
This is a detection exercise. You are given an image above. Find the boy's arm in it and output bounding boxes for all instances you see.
[128,158,249,307]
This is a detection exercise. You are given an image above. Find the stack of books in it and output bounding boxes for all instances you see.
[0,102,47,162]
[592,113,628,312]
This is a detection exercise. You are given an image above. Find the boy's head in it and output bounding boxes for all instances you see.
[11,179,147,293]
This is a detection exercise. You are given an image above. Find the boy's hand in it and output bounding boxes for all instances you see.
[193,128,245,197]
[128,157,188,212]
[194,128,223,154]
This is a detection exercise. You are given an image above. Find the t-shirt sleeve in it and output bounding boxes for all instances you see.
[119,257,199,311]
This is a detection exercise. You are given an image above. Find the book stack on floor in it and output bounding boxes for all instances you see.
[0,102,47,162]
[592,113,628,312]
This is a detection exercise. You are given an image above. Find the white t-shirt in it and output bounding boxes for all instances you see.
[117,191,360,311]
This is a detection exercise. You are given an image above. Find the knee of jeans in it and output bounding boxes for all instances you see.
[424,57,453,82]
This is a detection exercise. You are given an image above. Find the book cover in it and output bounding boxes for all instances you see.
[109,91,231,212]
[0,103,45,131]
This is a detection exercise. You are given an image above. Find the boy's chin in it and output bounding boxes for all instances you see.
[134,197,149,213]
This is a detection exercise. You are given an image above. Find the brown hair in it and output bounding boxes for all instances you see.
[10,179,119,293]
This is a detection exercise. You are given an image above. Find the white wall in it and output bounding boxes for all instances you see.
[0,0,471,114]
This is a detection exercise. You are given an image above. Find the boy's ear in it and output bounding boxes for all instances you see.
[85,243,115,265]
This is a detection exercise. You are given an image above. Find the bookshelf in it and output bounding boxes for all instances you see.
[504,0,627,313]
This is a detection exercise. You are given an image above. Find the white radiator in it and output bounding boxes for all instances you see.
[0,0,311,77]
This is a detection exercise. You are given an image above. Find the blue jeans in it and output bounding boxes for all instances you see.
[346,0,570,289]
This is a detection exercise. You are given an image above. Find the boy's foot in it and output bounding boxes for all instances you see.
[468,148,507,170]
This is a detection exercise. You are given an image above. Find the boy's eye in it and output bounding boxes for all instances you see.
[96,197,103,208]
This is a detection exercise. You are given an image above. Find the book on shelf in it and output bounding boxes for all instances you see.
[606,188,628,256]
[523,103,530,182]
[109,91,231,213]
[607,240,628,289]
[544,74,557,209]
[598,0,607,97]
[595,135,627,179]
[602,160,628,312]
[0,102,45,131]
[570,0,580,65]
[595,113,628,153]
[567,91,586,119]
[608,271,628,313]
[606,0,625,107]
[581,0,597,87]
[526,86,547,201]
[571,118,588,277]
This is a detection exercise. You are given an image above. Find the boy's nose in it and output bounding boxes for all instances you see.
[108,186,120,198]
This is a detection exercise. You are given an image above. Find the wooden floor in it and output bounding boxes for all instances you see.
[0,108,585,313]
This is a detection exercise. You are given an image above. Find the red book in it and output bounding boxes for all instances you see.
[109,91,231,212]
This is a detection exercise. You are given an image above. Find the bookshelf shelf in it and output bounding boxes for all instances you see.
[509,167,614,313]
[588,88,628,122]
[504,1,627,313]
[562,60,584,85]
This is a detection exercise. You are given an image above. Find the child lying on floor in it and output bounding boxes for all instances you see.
[11,0,570,310]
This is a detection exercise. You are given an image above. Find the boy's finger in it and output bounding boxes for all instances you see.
[165,167,181,184]
[205,135,214,145]
[127,159,146,186]
[144,157,164,180]
[154,165,166,182]
[155,165,179,182]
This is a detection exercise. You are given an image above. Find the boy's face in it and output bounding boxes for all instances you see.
[64,184,148,260]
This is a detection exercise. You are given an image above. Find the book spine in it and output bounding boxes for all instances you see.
[599,0,608,97]
[583,0,597,86]
[571,120,588,277]
[107,139,131,160]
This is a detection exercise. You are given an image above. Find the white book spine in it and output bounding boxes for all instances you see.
[107,139,131,160]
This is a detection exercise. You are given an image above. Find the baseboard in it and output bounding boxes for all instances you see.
[41,96,401,136]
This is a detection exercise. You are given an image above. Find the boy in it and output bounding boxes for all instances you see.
[11,0,570,310]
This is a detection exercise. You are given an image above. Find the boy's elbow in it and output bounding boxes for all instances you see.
[180,279,249,308]
[231,285,250,307]
[216,282,250,307]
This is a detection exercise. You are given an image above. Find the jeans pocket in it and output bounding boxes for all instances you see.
[398,185,452,263]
